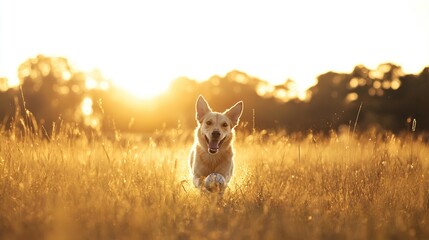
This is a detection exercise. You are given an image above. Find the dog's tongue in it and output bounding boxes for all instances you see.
[208,139,220,153]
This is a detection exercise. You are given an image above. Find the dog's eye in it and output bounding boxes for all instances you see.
[222,122,228,128]
[206,121,212,126]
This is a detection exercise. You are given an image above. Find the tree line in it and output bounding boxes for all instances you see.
[0,55,428,135]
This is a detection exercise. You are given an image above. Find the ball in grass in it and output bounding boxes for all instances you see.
[204,173,226,192]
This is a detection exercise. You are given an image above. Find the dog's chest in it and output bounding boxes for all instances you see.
[196,148,231,170]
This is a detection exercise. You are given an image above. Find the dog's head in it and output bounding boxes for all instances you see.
[195,95,243,155]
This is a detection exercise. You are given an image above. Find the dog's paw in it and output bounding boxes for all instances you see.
[204,173,226,192]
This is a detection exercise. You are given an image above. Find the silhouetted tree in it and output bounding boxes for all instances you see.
[17,55,87,132]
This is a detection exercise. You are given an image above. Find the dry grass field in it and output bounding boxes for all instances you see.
[1,123,429,240]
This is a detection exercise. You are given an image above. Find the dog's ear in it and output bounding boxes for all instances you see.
[224,101,243,128]
[196,95,212,123]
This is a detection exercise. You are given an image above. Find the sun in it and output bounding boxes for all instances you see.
[102,67,175,100]
[117,80,171,99]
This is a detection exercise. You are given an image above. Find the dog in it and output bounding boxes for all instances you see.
[189,95,243,192]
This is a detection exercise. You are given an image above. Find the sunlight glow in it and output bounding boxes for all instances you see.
[373,81,382,89]
[81,97,93,116]
[85,77,97,90]
[0,0,428,99]
[346,93,358,102]
[0,78,8,91]
[382,81,391,89]
[102,69,174,99]
[391,79,401,90]
[349,78,359,88]
[256,84,275,97]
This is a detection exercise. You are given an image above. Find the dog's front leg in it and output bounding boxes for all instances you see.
[193,175,204,188]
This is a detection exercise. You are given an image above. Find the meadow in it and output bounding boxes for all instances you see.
[1,122,429,240]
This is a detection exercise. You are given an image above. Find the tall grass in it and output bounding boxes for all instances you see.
[1,121,429,239]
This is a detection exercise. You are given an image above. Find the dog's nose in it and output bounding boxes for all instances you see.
[212,131,220,139]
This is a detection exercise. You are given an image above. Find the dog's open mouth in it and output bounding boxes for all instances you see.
[205,135,226,154]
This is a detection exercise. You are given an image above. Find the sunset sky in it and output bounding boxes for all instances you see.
[1,0,428,98]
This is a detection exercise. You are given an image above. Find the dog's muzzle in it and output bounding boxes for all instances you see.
[205,131,225,154]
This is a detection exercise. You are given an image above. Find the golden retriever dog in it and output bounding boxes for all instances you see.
[189,95,243,192]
